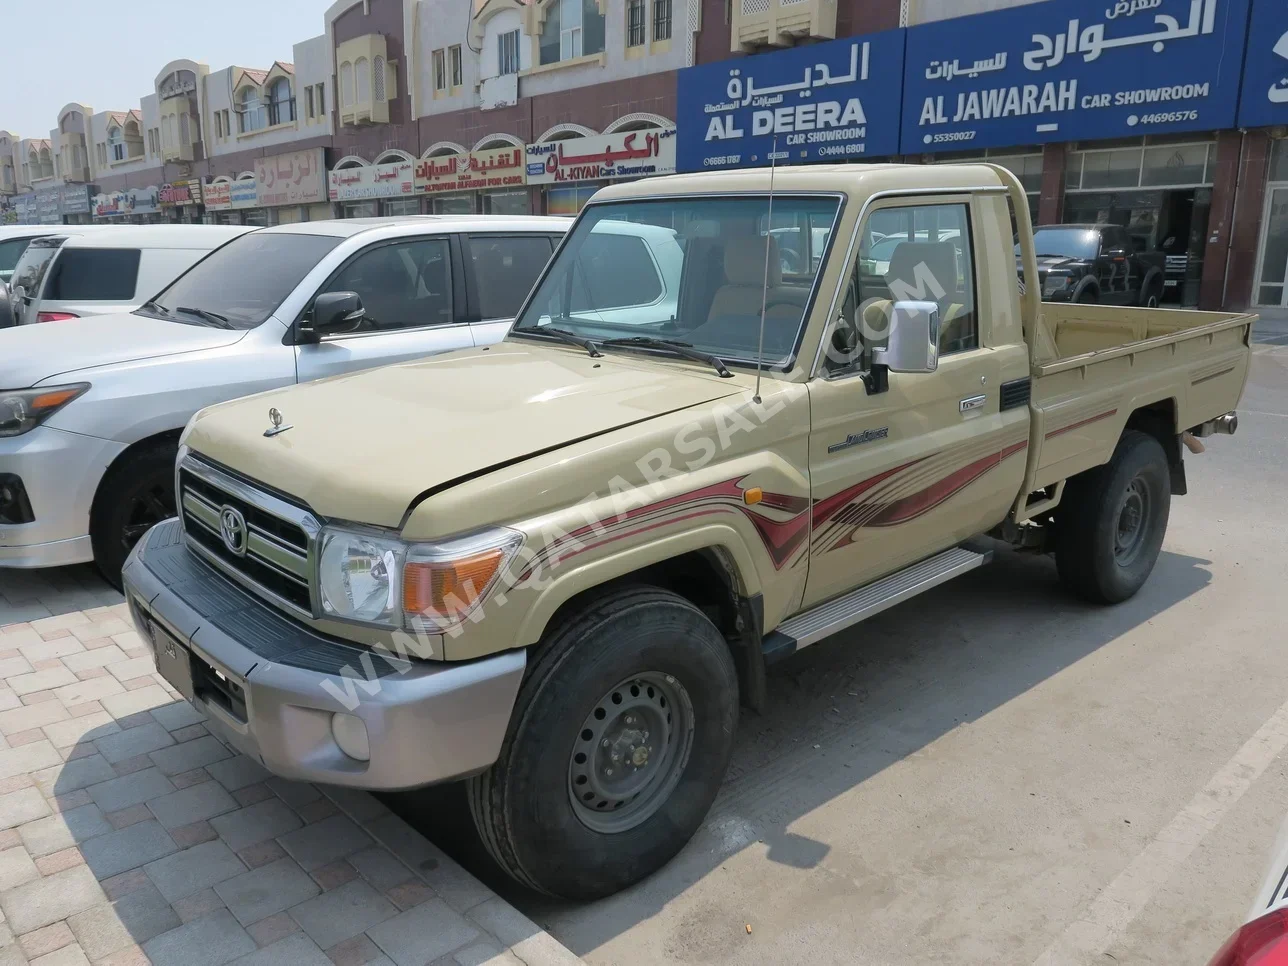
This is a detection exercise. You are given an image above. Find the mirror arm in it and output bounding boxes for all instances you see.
[861,364,889,395]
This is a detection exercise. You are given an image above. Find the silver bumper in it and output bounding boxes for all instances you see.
[122,518,525,790]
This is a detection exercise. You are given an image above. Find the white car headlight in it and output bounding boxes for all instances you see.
[315,525,524,632]
[0,384,89,438]
[318,528,405,626]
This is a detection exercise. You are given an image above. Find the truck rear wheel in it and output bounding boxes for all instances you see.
[467,586,739,899]
[1055,430,1171,604]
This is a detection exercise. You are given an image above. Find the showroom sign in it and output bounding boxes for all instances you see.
[255,149,326,207]
[329,160,416,201]
[1237,0,1288,128]
[526,128,676,184]
[415,146,527,194]
[676,31,904,171]
[901,0,1251,154]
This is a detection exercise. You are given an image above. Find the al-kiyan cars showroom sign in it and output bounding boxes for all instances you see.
[901,0,1251,154]
[525,128,676,184]
[676,31,904,172]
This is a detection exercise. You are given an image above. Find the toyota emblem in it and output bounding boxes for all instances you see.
[219,506,248,556]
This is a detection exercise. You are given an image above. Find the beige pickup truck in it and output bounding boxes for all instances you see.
[122,162,1251,900]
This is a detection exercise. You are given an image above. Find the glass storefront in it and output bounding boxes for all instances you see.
[431,194,473,215]
[929,148,1042,226]
[1064,137,1217,307]
[382,197,421,216]
[482,189,529,215]
[342,201,378,219]
[544,184,602,216]
[1254,141,1288,309]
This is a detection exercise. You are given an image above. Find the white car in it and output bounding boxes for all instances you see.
[0,215,570,584]
[12,225,252,326]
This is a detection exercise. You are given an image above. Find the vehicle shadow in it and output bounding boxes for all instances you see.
[0,564,121,625]
[384,543,1214,955]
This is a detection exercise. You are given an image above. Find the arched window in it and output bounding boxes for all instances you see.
[38,147,53,178]
[268,78,294,125]
[107,127,125,162]
[180,113,191,146]
[340,62,354,107]
[238,86,266,133]
[355,57,370,102]
[373,56,386,101]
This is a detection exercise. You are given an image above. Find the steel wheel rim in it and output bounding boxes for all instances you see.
[568,672,694,834]
[1115,477,1150,565]
[1147,295,1160,308]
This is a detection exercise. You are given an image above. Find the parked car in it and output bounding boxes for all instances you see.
[121,163,1251,900]
[0,280,11,330]
[0,214,571,584]
[13,225,251,325]
[1207,813,1288,964]
[0,225,85,285]
[1018,224,1167,307]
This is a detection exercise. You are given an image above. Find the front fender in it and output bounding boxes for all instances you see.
[514,522,764,648]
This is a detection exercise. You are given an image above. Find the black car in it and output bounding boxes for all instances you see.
[1017,224,1167,307]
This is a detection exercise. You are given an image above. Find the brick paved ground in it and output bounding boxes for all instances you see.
[0,579,582,966]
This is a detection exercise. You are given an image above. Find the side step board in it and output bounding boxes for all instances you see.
[762,545,993,664]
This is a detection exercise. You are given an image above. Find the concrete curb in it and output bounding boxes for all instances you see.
[319,785,585,966]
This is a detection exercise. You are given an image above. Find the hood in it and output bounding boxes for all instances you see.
[2,313,249,389]
[1016,254,1084,285]
[184,341,745,528]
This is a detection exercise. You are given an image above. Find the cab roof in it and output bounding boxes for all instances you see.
[60,225,253,249]
[259,214,574,238]
[590,162,1012,202]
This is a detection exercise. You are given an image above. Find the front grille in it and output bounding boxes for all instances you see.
[178,462,314,614]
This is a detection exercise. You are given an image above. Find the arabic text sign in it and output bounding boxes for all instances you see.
[1237,0,1288,128]
[415,146,528,194]
[93,186,159,218]
[202,181,232,210]
[329,161,417,201]
[675,31,904,172]
[230,178,258,208]
[902,0,1251,154]
[255,148,326,206]
[525,129,677,185]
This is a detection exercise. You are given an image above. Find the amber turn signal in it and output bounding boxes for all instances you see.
[403,547,510,622]
[743,487,763,506]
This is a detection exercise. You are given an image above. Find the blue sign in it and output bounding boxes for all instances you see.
[902,0,1251,155]
[675,30,905,173]
[1237,0,1288,128]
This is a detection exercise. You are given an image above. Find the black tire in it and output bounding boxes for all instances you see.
[1141,279,1163,308]
[467,585,739,899]
[90,441,178,589]
[1074,286,1099,304]
[1054,430,1171,605]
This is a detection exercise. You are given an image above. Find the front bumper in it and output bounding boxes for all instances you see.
[122,518,526,790]
[0,424,125,568]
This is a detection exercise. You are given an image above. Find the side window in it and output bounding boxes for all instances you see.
[0,238,32,277]
[827,201,977,373]
[569,232,662,311]
[467,235,553,320]
[44,249,141,301]
[317,237,453,332]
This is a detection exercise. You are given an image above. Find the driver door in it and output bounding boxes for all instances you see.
[294,234,474,383]
[803,196,1029,608]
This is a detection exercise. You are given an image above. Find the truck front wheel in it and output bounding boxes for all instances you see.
[1054,430,1171,604]
[467,586,739,899]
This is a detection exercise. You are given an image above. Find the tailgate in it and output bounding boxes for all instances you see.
[1020,304,1254,500]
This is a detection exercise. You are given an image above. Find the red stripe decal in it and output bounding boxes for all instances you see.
[1045,409,1118,440]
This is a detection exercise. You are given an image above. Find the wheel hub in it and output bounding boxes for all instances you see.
[568,672,694,834]
[1115,477,1150,564]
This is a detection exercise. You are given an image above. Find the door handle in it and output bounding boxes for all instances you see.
[959,394,986,413]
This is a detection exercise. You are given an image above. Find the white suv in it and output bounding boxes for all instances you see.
[14,225,251,325]
[0,215,571,583]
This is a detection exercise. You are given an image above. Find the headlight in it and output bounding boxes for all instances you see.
[1042,275,1073,296]
[318,529,405,626]
[316,525,523,632]
[0,384,89,438]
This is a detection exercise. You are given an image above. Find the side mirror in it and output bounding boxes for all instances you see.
[300,291,364,342]
[874,301,939,374]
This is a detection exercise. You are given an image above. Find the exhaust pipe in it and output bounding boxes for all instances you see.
[1190,412,1239,438]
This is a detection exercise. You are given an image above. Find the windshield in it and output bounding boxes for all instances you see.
[141,232,343,329]
[512,196,840,369]
[1022,228,1099,260]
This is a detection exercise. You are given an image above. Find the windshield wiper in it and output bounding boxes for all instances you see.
[138,300,173,319]
[175,306,234,329]
[511,325,602,358]
[600,336,733,379]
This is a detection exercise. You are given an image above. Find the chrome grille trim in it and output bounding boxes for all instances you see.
[177,455,321,618]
